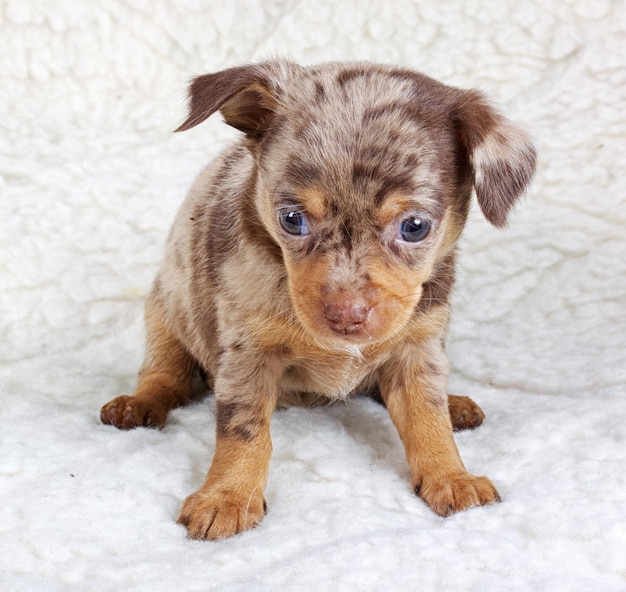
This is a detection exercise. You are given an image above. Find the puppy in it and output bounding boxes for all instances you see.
[101,60,536,540]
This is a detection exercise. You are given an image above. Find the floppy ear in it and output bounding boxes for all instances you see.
[455,90,537,227]
[174,61,291,138]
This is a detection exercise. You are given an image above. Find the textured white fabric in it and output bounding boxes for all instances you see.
[1,1,625,590]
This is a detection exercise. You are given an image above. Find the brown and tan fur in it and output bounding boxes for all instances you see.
[101,60,536,540]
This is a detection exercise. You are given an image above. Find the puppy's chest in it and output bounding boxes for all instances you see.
[280,349,378,399]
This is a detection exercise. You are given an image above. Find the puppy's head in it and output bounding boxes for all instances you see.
[177,60,536,346]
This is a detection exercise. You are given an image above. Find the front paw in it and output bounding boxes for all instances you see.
[448,395,485,431]
[417,472,500,516]
[177,487,267,540]
[100,395,167,429]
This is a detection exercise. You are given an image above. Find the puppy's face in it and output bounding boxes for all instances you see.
[253,67,473,346]
[256,95,462,344]
[176,61,536,346]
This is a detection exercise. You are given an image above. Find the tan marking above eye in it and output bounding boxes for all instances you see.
[377,191,441,227]
[292,187,328,220]
[378,193,418,226]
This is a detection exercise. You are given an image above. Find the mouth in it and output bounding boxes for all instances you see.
[324,324,374,345]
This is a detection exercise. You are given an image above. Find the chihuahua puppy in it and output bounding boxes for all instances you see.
[101,60,536,540]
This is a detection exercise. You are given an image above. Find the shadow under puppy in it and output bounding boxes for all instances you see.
[101,60,536,540]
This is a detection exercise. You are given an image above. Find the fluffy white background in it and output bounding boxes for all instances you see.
[1,1,625,590]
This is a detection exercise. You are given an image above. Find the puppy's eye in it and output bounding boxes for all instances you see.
[398,217,431,243]
[279,209,309,236]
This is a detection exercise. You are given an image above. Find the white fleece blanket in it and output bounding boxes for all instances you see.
[1,1,625,590]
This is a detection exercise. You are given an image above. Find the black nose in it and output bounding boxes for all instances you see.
[323,301,370,334]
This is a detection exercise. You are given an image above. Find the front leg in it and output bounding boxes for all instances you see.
[177,347,283,540]
[378,337,500,516]
[100,293,198,429]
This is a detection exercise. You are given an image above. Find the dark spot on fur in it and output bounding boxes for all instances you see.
[373,175,417,205]
[293,114,321,141]
[403,154,419,170]
[204,207,237,272]
[352,162,381,186]
[285,159,323,188]
[216,401,260,442]
[210,148,244,189]
[361,105,391,126]
[359,144,388,161]
[231,424,255,442]
[191,200,207,224]
[314,81,326,103]
[340,217,354,253]
[216,401,240,427]
[362,102,414,126]
[336,67,372,88]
